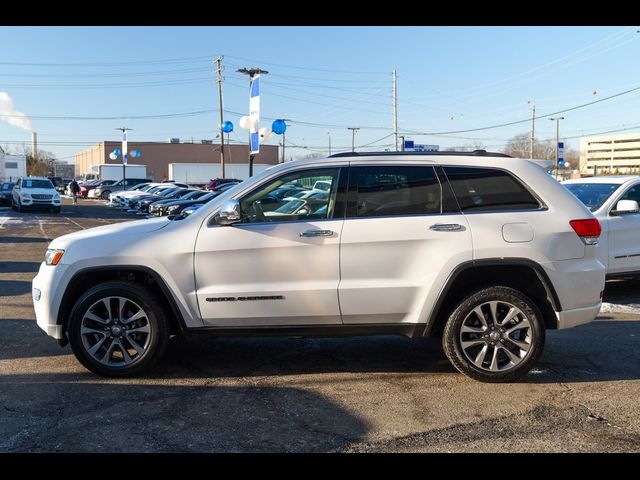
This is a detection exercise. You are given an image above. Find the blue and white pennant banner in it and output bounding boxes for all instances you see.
[249,75,260,154]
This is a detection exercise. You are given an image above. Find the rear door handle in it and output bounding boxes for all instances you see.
[300,229,334,237]
[429,223,463,231]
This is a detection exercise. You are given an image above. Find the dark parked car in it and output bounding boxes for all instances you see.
[0,182,15,205]
[48,176,66,194]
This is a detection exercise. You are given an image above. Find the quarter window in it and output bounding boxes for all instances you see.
[240,168,341,223]
[443,167,540,212]
[353,166,441,217]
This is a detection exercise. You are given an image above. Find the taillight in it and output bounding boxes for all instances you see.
[570,219,601,245]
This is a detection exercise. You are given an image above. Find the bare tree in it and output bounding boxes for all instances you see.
[503,133,558,160]
[449,142,487,152]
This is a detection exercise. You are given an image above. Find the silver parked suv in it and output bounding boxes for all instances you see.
[32,151,605,382]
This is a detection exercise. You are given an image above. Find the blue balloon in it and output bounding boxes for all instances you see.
[113,149,121,156]
[130,150,141,158]
[272,119,287,135]
[222,121,234,133]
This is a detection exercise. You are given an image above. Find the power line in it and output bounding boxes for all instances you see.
[0,55,212,67]
[224,55,388,74]
[405,83,640,136]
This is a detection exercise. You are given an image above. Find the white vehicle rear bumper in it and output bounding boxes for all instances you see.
[556,302,601,329]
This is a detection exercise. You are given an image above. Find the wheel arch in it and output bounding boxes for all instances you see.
[57,266,187,341]
[421,258,561,337]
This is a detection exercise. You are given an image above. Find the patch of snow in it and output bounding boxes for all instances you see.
[600,302,640,314]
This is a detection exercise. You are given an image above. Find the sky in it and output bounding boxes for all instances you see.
[0,26,639,166]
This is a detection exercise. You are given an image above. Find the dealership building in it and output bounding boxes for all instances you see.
[579,132,640,175]
[74,140,279,181]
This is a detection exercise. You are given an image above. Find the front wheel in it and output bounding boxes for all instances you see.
[68,281,169,377]
[101,190,111,200]
[442,286,545,383]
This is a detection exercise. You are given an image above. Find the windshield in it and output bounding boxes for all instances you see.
[23,179,54,189]
[564,183,620,211]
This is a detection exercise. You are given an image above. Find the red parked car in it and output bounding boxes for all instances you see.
[205,178,242,191]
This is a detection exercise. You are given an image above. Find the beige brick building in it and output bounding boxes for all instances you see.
[74,141,279,181]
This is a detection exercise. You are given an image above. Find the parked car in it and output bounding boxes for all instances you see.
[0,182,15,205]
[93,178,150,200]
[205,177,242,191]
[148,189,208,216]
[33,151,605,382]
[48,176,66,194]
[563,175,640,277]
[12,176,61,212]
[83,179,117,198]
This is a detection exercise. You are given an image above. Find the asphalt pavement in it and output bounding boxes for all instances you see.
[1,198,639,452]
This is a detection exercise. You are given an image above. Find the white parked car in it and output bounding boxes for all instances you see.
[32,151,605,382]
[12,176,61,213]
[563,175,640,277]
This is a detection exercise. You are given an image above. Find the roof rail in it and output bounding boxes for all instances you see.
[329,150,512,158]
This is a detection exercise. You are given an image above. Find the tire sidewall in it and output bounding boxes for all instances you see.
[443,286,545,383]
[68,282,168,377]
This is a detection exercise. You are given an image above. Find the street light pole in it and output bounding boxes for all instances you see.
[549,116,564,179]
[237,67,269,177]
[214,56,225,179]
[328,132,331,156]
[348,127,360,152]
[116,127,132,186]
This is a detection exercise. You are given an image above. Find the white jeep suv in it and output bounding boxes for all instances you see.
[32,152,605,382]
[12,176,61,213]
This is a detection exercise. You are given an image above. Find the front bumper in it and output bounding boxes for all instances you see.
[32,262,71,340]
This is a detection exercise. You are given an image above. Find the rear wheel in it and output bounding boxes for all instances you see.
[442,286,545,383]
[68,281,169,377]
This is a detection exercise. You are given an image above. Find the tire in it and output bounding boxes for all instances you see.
[53,207,61,213]
[101,190,111,200]
[17,199,22,212]
[67,281,170,377]
[442,286,545,383]
[11,199,16,210]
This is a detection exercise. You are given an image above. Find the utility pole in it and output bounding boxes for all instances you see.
[328,132,332,156]
[279,118,291,163]
[116,127,132,185]
[550,116,564,179]
[348,127,360,152]
[237,67,269,176]
[392,70,398,151]
[215,56,225,178]
[529,102,536,159]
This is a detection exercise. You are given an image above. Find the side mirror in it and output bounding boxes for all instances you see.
[612,199,639,215]
[216,199,242,225]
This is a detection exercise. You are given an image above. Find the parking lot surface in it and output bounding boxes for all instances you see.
[1,199,639,452]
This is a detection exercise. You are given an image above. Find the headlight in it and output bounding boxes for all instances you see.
[21,193,31,198]
[167,205,180,213]
[45,249,65,266]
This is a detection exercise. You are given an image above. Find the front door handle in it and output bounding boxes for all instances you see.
[429,223,463,231]
[300,229,334,237]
